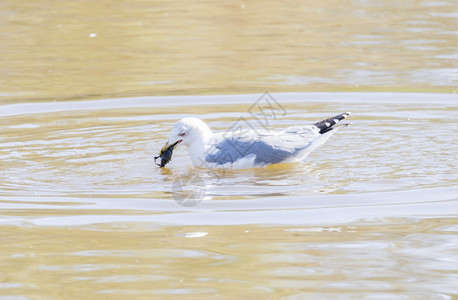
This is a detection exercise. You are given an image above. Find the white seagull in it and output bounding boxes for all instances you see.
[156,112,351,169]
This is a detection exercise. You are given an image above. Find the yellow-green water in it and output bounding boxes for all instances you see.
[0,0,457,299]
[1,93,457,299]
[0,0,456,103]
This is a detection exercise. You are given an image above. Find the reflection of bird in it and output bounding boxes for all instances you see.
[159,113,351,169]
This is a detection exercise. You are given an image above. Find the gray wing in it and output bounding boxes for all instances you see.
[205,128,318,166]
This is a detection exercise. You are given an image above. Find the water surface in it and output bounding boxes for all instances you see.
[0,93,456,299]
[0,0,456,102]
[1,0,457,298]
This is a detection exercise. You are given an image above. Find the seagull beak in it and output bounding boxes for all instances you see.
[160,141,170,154]
[160,139,182,154]
[154,140,183,168]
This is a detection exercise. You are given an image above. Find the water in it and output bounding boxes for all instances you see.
[0,93,457,298]
[1,0,457,298]
[0,0,456,103]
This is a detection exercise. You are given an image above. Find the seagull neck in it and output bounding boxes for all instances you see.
[189,132,211,150]
[187,131,212,167]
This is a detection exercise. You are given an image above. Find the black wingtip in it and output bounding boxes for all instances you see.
[313,112,351,134]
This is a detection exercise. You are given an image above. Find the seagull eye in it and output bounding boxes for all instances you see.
[178,132,186,137]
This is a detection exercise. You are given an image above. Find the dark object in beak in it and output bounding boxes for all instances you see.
[154,140,181,168]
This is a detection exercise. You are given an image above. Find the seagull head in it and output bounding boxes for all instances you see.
[158,117,212,161]
[167,117,212,146]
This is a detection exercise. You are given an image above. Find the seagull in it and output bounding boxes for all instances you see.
[156,112,351,169]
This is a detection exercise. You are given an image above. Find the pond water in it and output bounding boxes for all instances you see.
[1,0,457,298]
[0,0,456,102]
[0,93,456,299]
